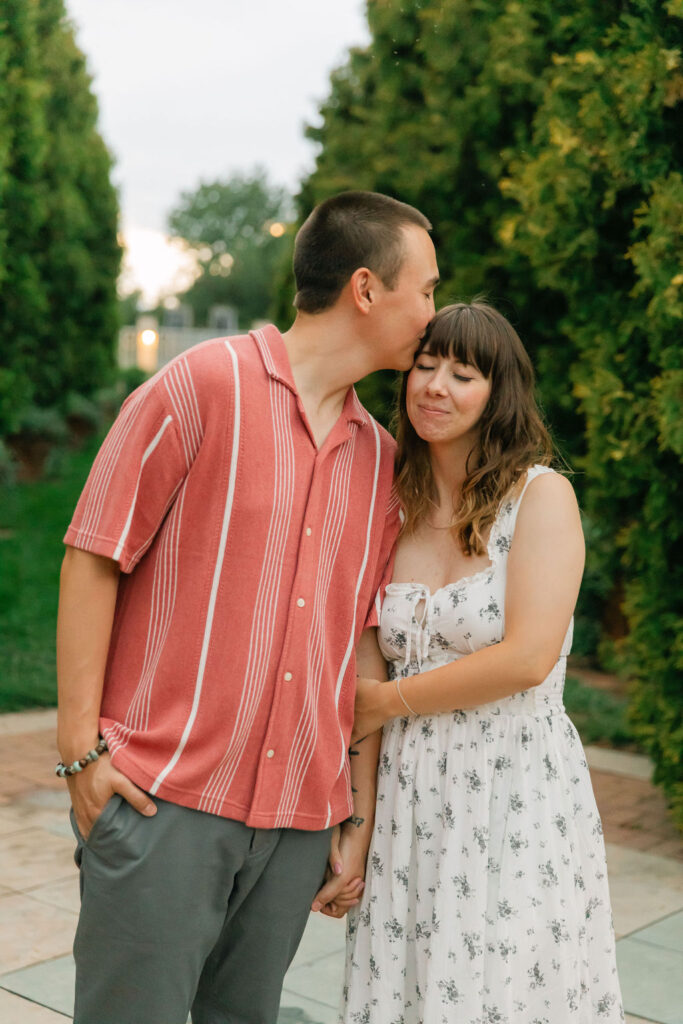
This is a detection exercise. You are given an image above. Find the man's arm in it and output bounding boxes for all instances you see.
[57,547,156,838]
[312,628,385,915]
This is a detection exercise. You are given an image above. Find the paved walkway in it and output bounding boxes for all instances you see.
[1,709,681,1023]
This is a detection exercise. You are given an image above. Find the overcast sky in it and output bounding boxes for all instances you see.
[65,0,370,299]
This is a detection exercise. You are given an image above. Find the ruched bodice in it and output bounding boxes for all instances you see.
[378,465,572,716]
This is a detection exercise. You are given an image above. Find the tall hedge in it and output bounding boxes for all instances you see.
[0,0,120,435]
[0,0,48,432]
[500,2,683,825]
[290,0,683,824]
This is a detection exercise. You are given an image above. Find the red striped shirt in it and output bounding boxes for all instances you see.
[65,326,399,829]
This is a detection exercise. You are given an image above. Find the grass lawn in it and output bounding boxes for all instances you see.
[0,436,104,711]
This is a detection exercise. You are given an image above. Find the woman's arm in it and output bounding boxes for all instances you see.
[353,474,584,741]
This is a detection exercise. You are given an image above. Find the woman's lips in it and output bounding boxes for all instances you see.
[419,404,449,416]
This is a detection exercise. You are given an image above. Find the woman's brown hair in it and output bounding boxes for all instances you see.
[394,301,555,555]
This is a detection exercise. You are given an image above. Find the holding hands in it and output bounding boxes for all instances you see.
[312,823,369,918]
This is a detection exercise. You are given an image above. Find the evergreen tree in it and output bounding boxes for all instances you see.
[0,0,49,433]
[0,0,120,435]
[500,0,683,822]
[34,0,120,404]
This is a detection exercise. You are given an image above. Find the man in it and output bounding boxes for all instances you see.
[57,190,439,1024]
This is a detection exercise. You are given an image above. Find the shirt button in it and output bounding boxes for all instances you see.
[306,527,312,536]
[284,672,293,681]
[266,749,275,759]
[297,598,305,608]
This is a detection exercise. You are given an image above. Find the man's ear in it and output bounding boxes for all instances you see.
[349,267,377,314]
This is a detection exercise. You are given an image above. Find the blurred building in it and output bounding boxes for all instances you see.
[118,305,239,371]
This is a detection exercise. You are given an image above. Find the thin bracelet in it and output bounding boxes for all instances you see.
[396,678,418,716]
[55,737,108,778]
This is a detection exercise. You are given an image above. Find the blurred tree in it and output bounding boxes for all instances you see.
[168,169,290,327]
[0,0,49,434]
[34,0,120,403]
[0,0,120,435]
[118,289,144,327]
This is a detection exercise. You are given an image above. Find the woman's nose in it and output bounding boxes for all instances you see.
[426,368,448,393]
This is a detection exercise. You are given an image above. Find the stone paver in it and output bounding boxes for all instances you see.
[0,988,69,1023]
[0,709,681,1023]
[590,764,683,862]
[606,844,683,939]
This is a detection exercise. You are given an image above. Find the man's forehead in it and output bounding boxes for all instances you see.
[399,224,439,272]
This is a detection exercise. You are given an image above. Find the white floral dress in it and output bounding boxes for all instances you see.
[340,466,624,1024]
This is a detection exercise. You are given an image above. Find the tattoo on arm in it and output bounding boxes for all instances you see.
[348,735,367,757]
[345,815,366,828]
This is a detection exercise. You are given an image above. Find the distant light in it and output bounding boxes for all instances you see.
[140,329,158,347]
[269,222,285,238]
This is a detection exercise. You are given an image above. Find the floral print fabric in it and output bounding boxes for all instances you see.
[340,466,624,1024]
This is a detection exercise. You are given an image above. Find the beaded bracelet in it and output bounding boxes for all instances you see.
[55,737,108,778]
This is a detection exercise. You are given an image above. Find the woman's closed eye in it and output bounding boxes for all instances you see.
[415,362,474,383]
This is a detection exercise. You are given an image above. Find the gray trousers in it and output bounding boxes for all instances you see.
[70,794,332,1024]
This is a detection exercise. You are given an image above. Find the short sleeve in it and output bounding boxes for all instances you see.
[363,485,402,629]
[64,376,192,573]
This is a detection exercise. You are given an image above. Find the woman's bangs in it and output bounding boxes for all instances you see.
[419,307,496,378]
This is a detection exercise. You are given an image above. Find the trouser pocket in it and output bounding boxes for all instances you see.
[69,794,123,867]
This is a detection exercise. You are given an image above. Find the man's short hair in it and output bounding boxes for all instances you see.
[293,191,432,314]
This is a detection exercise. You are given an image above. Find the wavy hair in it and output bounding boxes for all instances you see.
[394,302,555,555]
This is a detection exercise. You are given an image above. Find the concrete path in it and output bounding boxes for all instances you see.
[1,709,681,1023]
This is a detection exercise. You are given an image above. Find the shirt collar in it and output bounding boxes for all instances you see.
[250,324,367,428]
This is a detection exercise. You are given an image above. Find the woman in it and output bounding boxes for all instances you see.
[336,303,623,1023]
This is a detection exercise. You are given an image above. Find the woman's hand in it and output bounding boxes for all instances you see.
[351,676,397,744]
[312,824,368,917]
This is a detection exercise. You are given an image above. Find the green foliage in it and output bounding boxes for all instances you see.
[498,1,682,826]
[0,0,49,432]
[563,676,636,750]
[0,439,16,488]
[0,431,106,709]
[296,0,683,825]
[116,366,149,399]
[11,403,68,444]
[118,288,143,327]
[168,168,290,327]
[64,391,101,433]
[0,0,121,436]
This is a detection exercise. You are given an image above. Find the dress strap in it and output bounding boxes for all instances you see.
[507,464,555,535]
